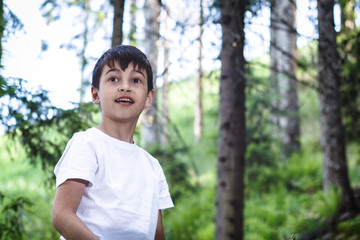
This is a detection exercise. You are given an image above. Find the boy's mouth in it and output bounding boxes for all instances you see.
[115,97,134,104]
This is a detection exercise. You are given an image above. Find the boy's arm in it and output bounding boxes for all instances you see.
[155,210,165,240]
[52,179,99,240]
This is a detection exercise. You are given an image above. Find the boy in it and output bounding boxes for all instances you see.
[52,45,174,240]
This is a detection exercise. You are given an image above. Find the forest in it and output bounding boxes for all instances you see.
[1,0,360,239]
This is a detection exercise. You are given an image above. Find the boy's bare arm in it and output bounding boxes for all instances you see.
[155,210,165,240]
[52,179,99,240]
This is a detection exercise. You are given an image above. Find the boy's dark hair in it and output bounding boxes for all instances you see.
[92,45,154,93]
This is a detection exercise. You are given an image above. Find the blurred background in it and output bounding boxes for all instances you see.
[1,0,360,239]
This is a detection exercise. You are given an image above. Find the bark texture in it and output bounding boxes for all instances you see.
[270,0,300,157]
[111,0,125,47]
[194,0,204,143]
[141,0,161,146]
[317,0,357,213]
[0,0,3,63]
[161,4,170,144]
[129,0,138,46]
[215,0,247,239]
[79,0,90,104]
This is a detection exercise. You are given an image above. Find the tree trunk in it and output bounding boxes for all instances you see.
[161,3,170,144]
[284,0,300,156]
[317,0,357,213]
[79,0,90,104]
[215,1,247,239]
[141,0,161,146]
[194,0,204,143]
[270,0,300,158]
[0,0,4,65]
[111,0,125,47]
[129,0,138,46]
[270,0,279,130]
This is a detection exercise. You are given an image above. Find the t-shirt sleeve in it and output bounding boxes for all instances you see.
[157,166,174,210]
[54,132,98,188]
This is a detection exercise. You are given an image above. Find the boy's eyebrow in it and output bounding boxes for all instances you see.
[104,68,119,76]
[104,68,145,78]
[133,69,146,78]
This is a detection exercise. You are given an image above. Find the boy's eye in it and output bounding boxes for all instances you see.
[109,77,118,82]
[133,78,141,84]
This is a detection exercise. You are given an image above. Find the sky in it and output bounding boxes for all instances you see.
[3,0,109,108]
[2,0,326,110]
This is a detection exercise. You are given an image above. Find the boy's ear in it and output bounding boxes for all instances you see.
[91,86,100,104]
[145,89,155,108]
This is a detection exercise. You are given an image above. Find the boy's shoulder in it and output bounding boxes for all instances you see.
[66,128,100,150]
[71,127,98,140]
[136,145,157,161]
[136,146,164,170]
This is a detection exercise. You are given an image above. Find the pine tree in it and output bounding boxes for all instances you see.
[216,0,247,239]
[317,0,357,213]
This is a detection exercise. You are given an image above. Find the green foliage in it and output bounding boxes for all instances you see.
[0,136,58,239]
[150,70,220,201]
[289,233,296,240]
[163,175,215,240]
[40,0,61,23]
[296,40,318,87]
[159,41,360,240]
[1,19,360,240]
[347,143,360,184]
[0,193,32,240]
[150,144,194,202]
[338,28,360,144]
[246,56,280,167]
[0,72,98,238]
[337,215,360,237]
[1,3,23,41]
[1,77,99,183]
[244,152,341,240]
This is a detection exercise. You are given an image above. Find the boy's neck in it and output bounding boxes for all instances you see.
[97,120,137,143]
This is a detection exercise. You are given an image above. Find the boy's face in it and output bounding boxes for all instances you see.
[91,61,154,124]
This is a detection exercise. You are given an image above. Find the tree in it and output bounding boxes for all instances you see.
[79,0,90,104]
[141,0,161,146]
[112,0,125,46]
[161,2,171,144]
[129,0,138,46]
[194,0,204,143]
[270,0,300,158]
[0,4,72,238]
[0,0,3,66]
[2,1,100,180]
[317,0,357,213]
[216,0,247,239]
[338,0,360,144]
[40,0,107,104]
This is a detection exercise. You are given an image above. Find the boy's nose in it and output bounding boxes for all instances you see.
[119,83,131,92]
[119,87,130,92]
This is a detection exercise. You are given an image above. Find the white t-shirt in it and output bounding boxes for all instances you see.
[54,127,174,240]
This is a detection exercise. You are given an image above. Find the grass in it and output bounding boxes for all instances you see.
[0,136,58,239]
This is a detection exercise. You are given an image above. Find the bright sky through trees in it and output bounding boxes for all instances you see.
[2,0,331,109]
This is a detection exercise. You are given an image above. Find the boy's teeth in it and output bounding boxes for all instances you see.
[117,98,133,103]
